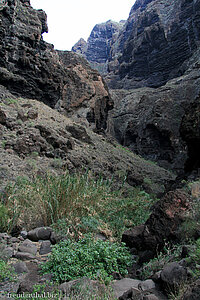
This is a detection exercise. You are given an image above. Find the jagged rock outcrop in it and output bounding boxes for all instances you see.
[72,38,87,56]
[72,20,125,74]
[0,0,112,130]
[122,188,191,253]
[107,0,200,89]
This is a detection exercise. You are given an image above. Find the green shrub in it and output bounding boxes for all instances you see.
[42,235,132,284]
[0,259,15,282]
[0,204,9,232]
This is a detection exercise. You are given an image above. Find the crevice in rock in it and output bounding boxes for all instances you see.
[180,98,200,173]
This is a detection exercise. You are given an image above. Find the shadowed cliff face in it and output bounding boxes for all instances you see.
[107,0,200,89]
[108,62,200,173]
[0,0,113,130]
[104,0,200,174]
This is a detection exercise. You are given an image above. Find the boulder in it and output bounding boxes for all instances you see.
[14,252,36,261]
[122,189,191,254]
[39,241,52,255]
[13,261,28,274]
[138,280,156,291]
[27,227,52,242]
[160,262,188,287]
[18,239,37,256]
[3,247,14,259]
[111,278,141,299]
[20,231,28,239]
[122,225,145,250]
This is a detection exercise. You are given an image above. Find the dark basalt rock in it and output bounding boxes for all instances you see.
[107,0,200,89]
[85,20,124,64]
[72,20,125,74]
[122,189,191,254]
[108,67,200,173]
[0,0,112,130]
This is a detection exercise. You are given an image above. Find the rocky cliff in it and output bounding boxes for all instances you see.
[72,20,125,75]
[108,62,200,174]
[107,0,200,89]
[0,0,113,130]
[92,0,199,174]
[76,0,200,90]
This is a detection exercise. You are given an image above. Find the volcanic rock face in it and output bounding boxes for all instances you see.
[108,65,200,173]
[0,0,112,130]
[105,0,200,173]
[72,20,125,74]
[107,0,200,89]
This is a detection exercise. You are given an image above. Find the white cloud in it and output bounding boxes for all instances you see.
[30,0,135,50]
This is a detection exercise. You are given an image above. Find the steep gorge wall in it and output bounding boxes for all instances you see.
[106,0,200,174]
[0,0,113,129]
[107,0,200,89]
[72,20,125,75]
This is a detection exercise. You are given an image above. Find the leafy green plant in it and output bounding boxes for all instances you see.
[185,238,200,278]
[0,259,15,282]
[0,204,9,232]
[42,235,132,284]
[100,188,156,239]
[1,140,6,149]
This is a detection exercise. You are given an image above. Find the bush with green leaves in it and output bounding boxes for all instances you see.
[0,204,10,232]
[0,259,15,282]
[42,235,133,284]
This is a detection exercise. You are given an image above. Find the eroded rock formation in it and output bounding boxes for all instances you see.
[108,0,200,89]
[104,0,200,174]
[108,64,200,173]
[72,20,125,75]
[0,0,113,129]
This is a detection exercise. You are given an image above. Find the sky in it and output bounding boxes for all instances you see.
[30,0,135,51]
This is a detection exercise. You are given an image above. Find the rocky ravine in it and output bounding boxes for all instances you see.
[0,0,200,299]
[72,0,200,175]
[0,87,174,196]
[0,0,113,130]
